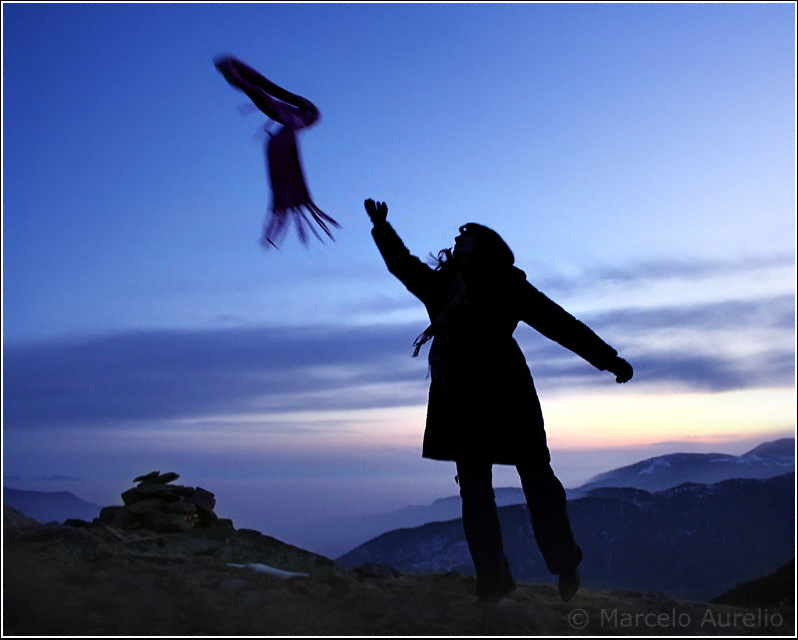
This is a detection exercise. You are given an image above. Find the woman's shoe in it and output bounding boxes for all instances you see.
[476,578,517,603]
[558,567,580,602]
[558,545,583,601]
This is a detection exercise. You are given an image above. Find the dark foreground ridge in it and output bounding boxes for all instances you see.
[712,560,796,608]
[3,473,795,636]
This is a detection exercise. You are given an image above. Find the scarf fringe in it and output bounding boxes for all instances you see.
[261,203,341,248]
[261,126,340,248]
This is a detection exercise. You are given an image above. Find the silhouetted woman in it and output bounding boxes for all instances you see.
[365,199,633,602]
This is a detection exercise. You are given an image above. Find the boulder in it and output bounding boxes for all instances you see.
[162,499,198,516]
[97,473,224,534]
[133,471,161,483]
[141,511,198,533]
[96,506,123,523]
[127,498,167,515]
[133,471,180,485]
[121,484,190,505]
[192,488,216,512]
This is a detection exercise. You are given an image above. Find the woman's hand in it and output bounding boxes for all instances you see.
[608,356,634,383]
[364,199,388,224]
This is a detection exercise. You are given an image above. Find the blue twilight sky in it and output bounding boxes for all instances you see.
[2,2,795,547]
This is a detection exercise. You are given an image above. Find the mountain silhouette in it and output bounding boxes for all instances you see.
[297,437,794,557]
[337,473,795,601]
[572,437,794,495]
[712,558,795,607]
[3,487,101,524]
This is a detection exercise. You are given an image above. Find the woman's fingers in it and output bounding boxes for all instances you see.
[364,198,388,223]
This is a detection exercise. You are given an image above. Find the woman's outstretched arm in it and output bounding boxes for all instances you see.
[366,199,436,303]
[520,280,633,383]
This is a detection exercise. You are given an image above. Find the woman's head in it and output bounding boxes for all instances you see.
[453,223,515,269]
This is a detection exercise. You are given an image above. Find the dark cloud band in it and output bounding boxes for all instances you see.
[4,294,793,430]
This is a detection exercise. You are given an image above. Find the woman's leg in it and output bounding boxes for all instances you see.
[456,459,515,598]
[516,461,582,576]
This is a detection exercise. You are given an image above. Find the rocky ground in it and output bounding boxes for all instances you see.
[3,504,794,637]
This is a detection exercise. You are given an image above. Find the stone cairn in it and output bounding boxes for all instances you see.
[94,471,232,533]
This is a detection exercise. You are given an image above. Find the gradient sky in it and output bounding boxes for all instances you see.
[2,2,795,548]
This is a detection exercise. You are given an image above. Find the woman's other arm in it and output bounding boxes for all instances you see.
[520,281,633,383]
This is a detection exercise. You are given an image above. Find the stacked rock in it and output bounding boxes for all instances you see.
[95,472,231,533]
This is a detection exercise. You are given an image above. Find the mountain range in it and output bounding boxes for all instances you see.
[5,438,794,562]
[337,472,795,601]
[3,487,101,524]
[571,437,795,495]
[299,437,795,557]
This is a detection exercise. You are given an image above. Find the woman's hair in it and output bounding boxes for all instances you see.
[427,247,454,270]
[428,223,515,271]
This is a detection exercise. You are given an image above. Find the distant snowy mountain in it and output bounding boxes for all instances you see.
[744,438,795,458]
[571,437,794,496]
[3,487,101,524]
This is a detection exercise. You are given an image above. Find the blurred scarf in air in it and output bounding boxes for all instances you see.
[215,55,339,247]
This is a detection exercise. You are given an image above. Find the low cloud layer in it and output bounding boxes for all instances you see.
[4,292,793,431]
[537,253,794,292]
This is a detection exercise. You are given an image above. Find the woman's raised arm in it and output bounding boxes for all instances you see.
[366,199,436,303]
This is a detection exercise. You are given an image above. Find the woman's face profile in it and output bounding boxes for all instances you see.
[453,231,480,262]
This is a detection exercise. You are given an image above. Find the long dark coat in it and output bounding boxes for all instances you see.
[372,221,619,465]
